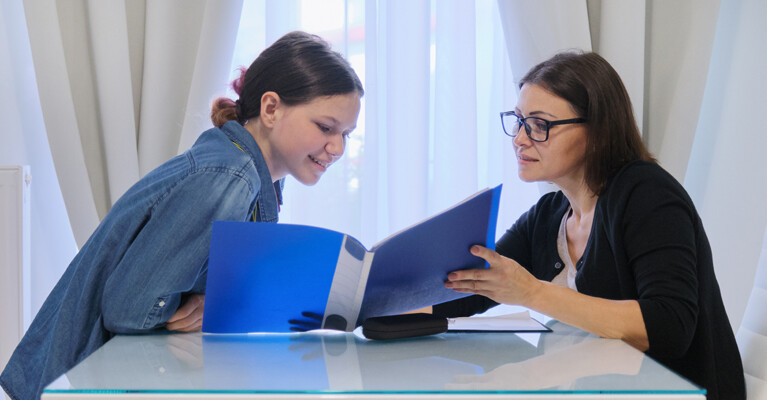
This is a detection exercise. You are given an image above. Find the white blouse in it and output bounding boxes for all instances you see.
[551,207,578,291]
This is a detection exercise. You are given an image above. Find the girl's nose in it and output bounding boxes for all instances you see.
[326,135,345,160]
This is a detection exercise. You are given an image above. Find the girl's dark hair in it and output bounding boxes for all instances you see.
[211,31,364,127]
[519,50,656,195]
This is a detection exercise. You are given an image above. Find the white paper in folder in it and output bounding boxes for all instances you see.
[448,311,551,332]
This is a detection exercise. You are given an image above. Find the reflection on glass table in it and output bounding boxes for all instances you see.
[47,320,704,397]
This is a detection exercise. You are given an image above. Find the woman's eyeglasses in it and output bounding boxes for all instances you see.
[500,111,586,142]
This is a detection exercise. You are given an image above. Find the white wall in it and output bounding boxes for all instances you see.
[686,0,767,331]
[0,0,77,328]
[0,166,30,374]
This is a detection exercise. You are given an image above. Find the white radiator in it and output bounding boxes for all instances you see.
[0,166,30,372]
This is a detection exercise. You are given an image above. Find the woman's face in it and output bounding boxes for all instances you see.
[513,83,589,190]
[268,92,361,185]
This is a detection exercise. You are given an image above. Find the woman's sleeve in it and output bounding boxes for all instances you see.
[495,202,537,270]
[101,169,257,333]
[615,170,700,358]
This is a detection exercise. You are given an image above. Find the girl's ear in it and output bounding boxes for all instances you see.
[260,91,281,128]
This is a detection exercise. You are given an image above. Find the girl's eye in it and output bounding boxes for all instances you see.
[317,123,331,133]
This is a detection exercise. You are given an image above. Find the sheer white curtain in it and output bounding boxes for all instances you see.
[496,0,592,196]
[498,0,592,78]
[23,0,244,247]
[643,0,720,180]
[26,0,596,250]
[247,0,530,247]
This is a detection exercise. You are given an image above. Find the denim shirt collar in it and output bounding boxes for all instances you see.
[220,120,282,223]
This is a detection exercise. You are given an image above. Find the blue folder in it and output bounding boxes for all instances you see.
[203,184,502,333]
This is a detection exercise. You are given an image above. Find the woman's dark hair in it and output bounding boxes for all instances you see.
[519,50,656,195]
[211,31,364,127]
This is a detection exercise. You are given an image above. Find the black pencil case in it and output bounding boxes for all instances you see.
[362,313,448,340]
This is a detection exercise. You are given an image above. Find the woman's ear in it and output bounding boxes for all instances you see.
[260,91,281,128]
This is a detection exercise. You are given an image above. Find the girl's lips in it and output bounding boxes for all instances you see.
[309,155,331,170]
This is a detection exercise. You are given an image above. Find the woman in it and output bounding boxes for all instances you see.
[0,31,363,400]
[436,51,745,399]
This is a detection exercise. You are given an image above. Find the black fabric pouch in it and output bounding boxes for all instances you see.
[362,313,448,340]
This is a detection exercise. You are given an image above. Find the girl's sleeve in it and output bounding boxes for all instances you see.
[101,169,257,333]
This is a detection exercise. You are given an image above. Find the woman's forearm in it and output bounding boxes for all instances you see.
[527,281,649,351]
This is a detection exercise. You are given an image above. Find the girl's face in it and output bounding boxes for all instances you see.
[267,93,361,185]
[512,83,589,190]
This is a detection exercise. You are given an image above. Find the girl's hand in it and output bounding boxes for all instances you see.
[167,294,205,332]
[445,245,543,307]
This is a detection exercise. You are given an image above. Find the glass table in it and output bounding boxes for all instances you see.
[44,320,704,399]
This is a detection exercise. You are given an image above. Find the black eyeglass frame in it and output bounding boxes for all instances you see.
[500,111,587,142]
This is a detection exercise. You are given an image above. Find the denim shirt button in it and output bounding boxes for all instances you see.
[158,301,166,307]
[554,262,562,269]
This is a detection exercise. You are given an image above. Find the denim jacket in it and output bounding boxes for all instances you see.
[0,121,281,400]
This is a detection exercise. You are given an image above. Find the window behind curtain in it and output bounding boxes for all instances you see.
[228,1,533,248]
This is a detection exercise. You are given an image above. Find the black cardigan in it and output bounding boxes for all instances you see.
[434,161,745,400]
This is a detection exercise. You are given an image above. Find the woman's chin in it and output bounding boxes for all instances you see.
[517,172,537,183]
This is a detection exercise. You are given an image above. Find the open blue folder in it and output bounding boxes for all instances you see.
[203,184,502,333]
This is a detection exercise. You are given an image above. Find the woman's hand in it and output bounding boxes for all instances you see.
[445,245,543,307]
[447,246,649,351]
[166,294,205,332]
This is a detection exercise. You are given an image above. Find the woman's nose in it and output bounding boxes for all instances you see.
[513,128,531,146]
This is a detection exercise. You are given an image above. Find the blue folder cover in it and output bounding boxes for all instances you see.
[203,184,502,333]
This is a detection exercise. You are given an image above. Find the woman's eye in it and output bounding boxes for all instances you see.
[532,120,548,132]
[317,123,331,133]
